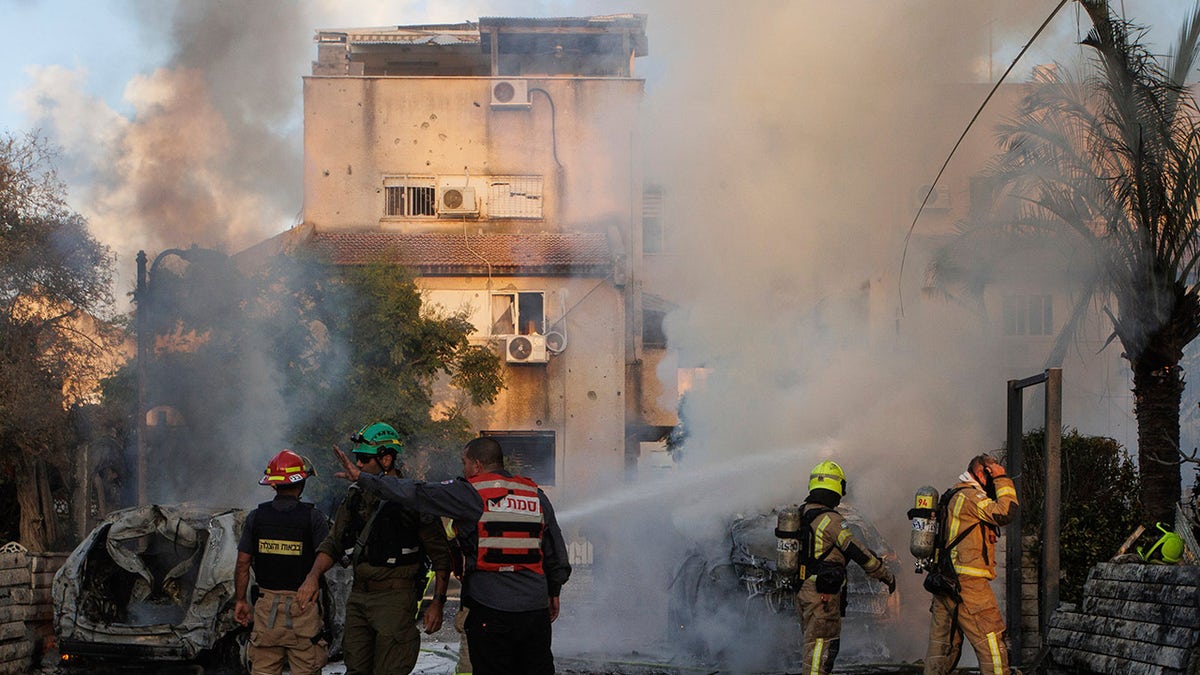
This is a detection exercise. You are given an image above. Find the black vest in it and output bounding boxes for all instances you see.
[251,500,316,591]
[362,500,424,568]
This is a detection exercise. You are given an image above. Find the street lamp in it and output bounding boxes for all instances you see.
[133,246,224,505]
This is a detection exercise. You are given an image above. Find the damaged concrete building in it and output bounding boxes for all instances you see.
[259,15,677,518]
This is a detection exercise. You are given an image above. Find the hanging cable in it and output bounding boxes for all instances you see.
[897,0,1072,318]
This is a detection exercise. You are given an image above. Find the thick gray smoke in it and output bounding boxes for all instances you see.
[554,0,1197,666]
[8,0,1196,667]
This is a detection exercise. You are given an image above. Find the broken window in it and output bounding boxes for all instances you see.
[481,430,555,486]
[383,176,436,217]
[490,291,544,336]
[1003,294,1053,336]
[488,176,544,219]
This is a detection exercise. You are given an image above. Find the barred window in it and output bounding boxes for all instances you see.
[488,176,543,219]
[383,176,436,217]
[643,185,667,254]
[1003,294,1053,336]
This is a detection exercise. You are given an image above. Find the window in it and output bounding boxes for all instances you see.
[643,185,667,254]
[643,309,666,348]
[1003,294,1053,336]
[383,176,436,217]
[488,176,543,219]
[490,292,544,336]
[481,430,555,485]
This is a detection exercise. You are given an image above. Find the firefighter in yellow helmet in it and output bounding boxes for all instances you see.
[924,453,1019,675]
[797,460,896,674]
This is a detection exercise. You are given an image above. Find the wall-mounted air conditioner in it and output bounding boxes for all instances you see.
[490,79,530,109]
[505,334,548,364]
[916,184,953,210]
[438,186,478,216]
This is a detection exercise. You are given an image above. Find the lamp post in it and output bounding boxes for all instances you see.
[133,246,224,505]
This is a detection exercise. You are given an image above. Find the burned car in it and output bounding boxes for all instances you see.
[53,503,348,672]
[668,502,901,668]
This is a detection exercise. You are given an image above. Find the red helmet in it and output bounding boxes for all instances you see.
[259,449,315,486]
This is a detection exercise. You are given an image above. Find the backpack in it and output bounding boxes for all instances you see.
[922,487,977,603]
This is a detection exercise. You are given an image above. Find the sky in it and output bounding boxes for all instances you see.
[4,1,1200,662]
[0,0,1193,305]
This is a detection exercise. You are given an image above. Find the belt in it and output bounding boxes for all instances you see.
[352,577,416,592]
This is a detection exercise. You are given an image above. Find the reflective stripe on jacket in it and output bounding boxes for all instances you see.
[468,472,546,575]
[946,476,1018,579]
[803,503,886,579]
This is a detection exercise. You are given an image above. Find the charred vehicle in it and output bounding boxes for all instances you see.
[668,502,901,667]
[53,503,348,672]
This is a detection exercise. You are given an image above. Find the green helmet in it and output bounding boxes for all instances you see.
[351,422,403,456]
[1139,522,1185,564]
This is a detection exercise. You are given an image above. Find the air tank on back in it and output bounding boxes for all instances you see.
[908,485,940,570]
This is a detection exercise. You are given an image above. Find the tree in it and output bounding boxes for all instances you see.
[0,132,116,550]
[130,250,503,505]
[928,1,1200,525]
[1017,428,1140,604]
[264,255,504,486]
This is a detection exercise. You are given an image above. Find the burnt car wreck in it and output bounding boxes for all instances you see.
[53,503,346,672]
[668,503,900,669]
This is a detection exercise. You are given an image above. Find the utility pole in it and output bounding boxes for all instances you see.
[135,250,148,506]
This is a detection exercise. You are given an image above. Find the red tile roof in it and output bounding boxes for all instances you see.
[306,231,613,277]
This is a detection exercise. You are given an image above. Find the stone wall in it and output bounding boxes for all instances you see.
[1046,562,1200,673]
[0,544,67,674]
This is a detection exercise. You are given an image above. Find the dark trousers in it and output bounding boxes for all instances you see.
[464,603,554,675]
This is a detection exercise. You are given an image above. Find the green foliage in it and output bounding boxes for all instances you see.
[0,131,116,548]
[1019,428,1140,604]
[927,4,1200,524]
[130,249,503,502]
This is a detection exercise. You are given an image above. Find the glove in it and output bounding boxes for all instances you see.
[882,571,897,594]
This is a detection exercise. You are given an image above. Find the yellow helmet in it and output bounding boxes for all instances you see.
[809,460,847,496]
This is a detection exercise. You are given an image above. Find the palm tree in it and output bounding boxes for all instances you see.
[928,1,1200,525]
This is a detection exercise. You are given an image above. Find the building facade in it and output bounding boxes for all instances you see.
[297,16,662,504]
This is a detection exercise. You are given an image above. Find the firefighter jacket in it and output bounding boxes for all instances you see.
[355,469,571,614]
[802,499,890,592]
[238,496,330,592]
[943,475,1018,580]
[468,472,545,575]
[317,481,453,584]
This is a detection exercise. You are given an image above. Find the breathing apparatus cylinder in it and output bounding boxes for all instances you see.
[908,485,940,567]
[775,505,802,579]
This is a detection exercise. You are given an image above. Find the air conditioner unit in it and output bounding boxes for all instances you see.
[505,334,548,364]
[916,184,953,210]
[490,79,530,109]
[438,186,478,216]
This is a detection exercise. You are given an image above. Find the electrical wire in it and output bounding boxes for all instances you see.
[529,88,564,169]
[897,0,1073,319]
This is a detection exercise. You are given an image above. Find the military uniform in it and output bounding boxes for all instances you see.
[924,474,1018,675]
[354,469,571,675]
[318,483,453,675]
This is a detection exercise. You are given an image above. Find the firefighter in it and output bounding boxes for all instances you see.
[234,449,331,675]
[924,453,1018,675]
[330,435,571,675]
[797,460,896,675]
[296,422,452,675]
